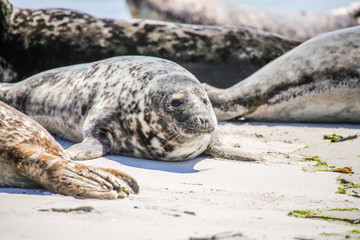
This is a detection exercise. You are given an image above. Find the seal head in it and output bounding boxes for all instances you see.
[142,74,217,160]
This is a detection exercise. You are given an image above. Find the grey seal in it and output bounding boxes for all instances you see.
[0,0,298,87]
[205,27,360,123]
[0,56,17,83]
[0,56,256,161]
[127,0,360,41]
[0,101,139,199]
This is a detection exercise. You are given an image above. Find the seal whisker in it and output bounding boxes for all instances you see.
[162,132,181,149]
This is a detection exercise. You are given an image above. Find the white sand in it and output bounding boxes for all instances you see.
[0,122,359,240]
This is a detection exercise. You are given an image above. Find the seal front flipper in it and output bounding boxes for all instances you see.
[204,132,259,161]
[66,136,110,160]
[65,115,114,160]
[37,161,139,199]
[18,154,139,199]
[205,145,259,162]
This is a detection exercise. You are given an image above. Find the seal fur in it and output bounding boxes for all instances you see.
[0,101,139,199]
[0,56,256,161]
[0,0,298,87]
[127,0,360,41]
[206,27,360,123]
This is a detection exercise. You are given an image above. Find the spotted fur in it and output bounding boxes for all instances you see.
[127,0,360,41]
[0,56,217,161]
[0,101,138,199]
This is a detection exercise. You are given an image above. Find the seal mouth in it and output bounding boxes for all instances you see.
[175,122,215,137]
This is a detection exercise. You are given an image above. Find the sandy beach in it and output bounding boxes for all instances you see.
[0,122,359,240]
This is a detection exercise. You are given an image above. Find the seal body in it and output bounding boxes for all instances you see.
[0,56,217,161]
[127,0,360,41]
[207,27,360,123]
[1,0,298,87]
[0,101,138,199]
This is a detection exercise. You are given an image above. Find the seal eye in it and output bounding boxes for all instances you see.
[203,98,208,105]
[170,99,183,108]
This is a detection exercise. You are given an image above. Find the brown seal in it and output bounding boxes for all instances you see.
[0,101,139,199]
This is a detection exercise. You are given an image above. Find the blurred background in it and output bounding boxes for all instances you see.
[10,0,359,19]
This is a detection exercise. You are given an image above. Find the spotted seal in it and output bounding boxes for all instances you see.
[205,27,360,123]
[0,0,298,87]
[0,56,255,161]
[127,0,360,41]
[0,101,139,199]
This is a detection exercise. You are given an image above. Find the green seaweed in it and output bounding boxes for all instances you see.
[320,232,340,236]
[288,208,360,224]
[336,178,360,198]
[323,133,343,140]
[328,208,360,212]
[301,156,355,175]
[301,155,329,167]
[336,187,347,194]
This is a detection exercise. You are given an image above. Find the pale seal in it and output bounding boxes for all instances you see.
[0,101,139,199]
[205,27,360,123]
[0,56,256,161]
[127,0,360,41]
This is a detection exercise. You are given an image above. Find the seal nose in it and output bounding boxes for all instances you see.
[198,117,210,130]
[199,117,208,125]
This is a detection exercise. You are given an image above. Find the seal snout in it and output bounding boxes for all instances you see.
[197,116,210,130]
[195,115,215,133]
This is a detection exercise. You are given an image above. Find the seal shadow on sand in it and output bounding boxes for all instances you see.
[56,137,205,174]
[0,188,53,196]
[105,155,205,174]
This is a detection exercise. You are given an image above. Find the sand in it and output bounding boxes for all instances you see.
[0,122,359,240]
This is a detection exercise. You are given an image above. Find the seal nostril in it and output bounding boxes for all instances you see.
[204,118,209,123]
[199,117,205,124]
